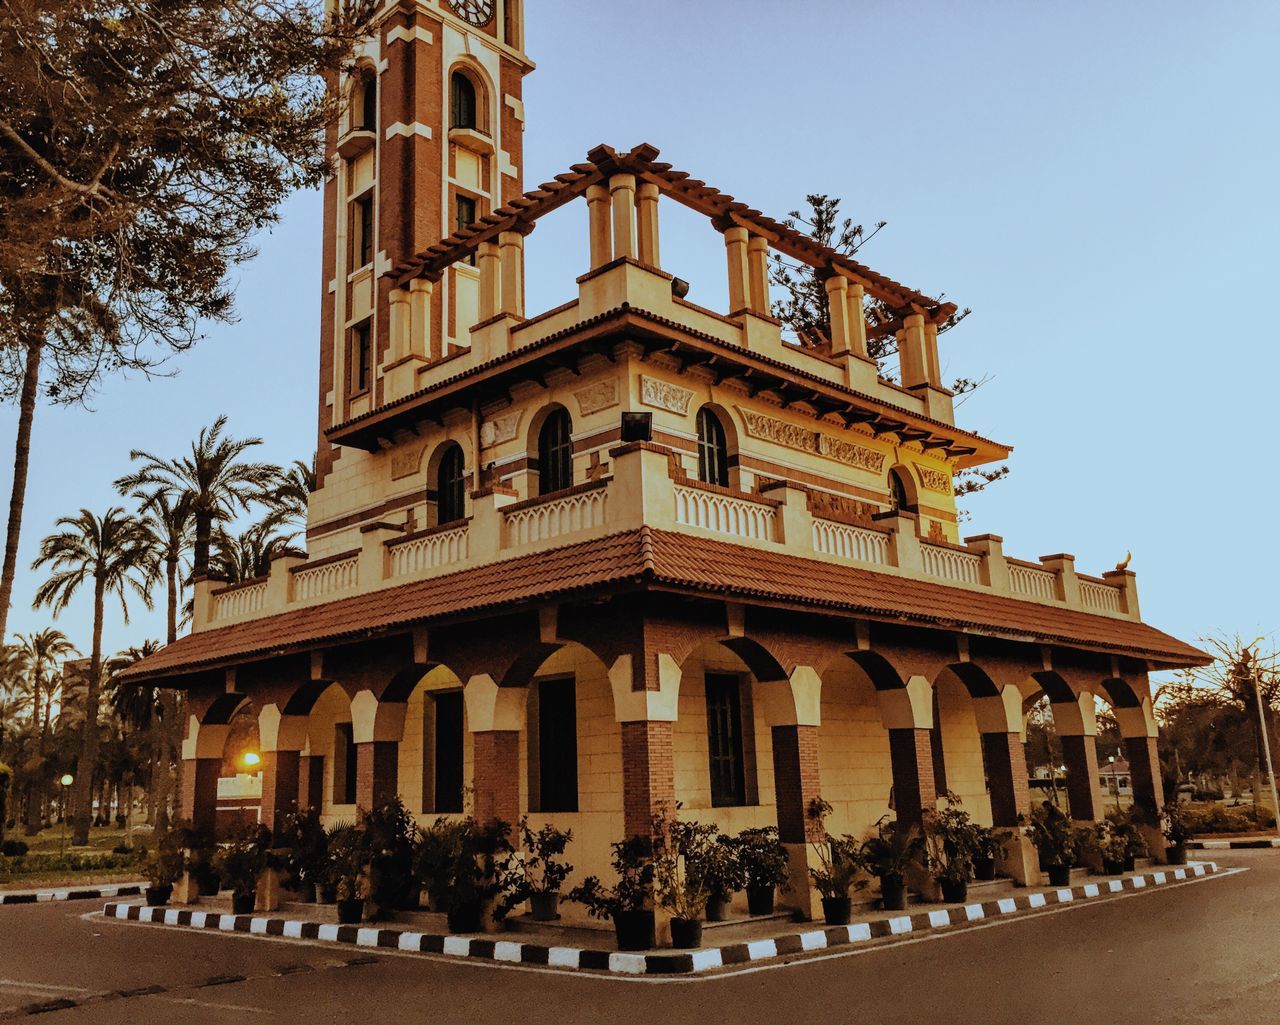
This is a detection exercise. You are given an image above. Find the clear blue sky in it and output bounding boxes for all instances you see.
[2,0,1276,666]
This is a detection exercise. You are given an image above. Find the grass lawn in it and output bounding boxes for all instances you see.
[1,824,150,891]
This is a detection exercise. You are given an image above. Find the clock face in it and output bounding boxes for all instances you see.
[449,0,494,27]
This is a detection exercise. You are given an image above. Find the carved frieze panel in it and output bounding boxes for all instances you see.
[390,444,426,480]
[639,375,694,416]
[807,490,881,525]
[816,434,886,474]
[738,407,885,474]
[916,466,953,494]
[574,378,620,417]
[480,409,523,449]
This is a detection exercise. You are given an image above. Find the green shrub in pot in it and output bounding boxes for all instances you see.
[924,793,980,903]
[568,835,656,951]
[806,798,866,925]
[861,815,924,912]
[215,823,270,914]
[277,808,328,902]
[732,826,789,915]
[652,810,721,948]
[500,819,574,921]
[1028,802,1076,886]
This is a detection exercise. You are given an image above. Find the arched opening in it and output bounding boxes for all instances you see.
[535,406,574,495]
[816,655,895,839]
[931,667,993,823]
[301,684,354,820]
[888,465,915,512]
[398,665,470,816]
[218,700,261,834]
[450,70,479,131]
[696,405,731,487]
[433,442,467,525]
[349,65,377,132]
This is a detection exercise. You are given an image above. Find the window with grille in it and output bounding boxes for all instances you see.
[350,320,372,395]
[451,71,477,130]
[535,677,578,812]
[359,74,377,131]
[537,408,573,495]
[697,407,730,487]
[333,723,357,805]
[352,192,374,269]
[433,692,464,813]
[436,444,466,524]
[889,468,910,511]
[706,673,747,807]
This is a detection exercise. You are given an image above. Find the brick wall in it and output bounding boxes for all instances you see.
[473,730,521,828]
[621,720,674,837]
[982,732,1031,826]
[772,725,822,844]
[888,728,936,827]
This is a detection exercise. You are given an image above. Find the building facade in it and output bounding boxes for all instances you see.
[121,0,1206,914]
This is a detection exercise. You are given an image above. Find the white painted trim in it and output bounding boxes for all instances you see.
[963,904,985,921]
[848,922,873,942]
[442,936,470,956]
[799,930,827,951]
[547,947,579,968]
[504,94,525,122]
[888,915,913,934]
[385,122,435,142]
[1027,893,1046,908]
[493,941,522,963]
[927,909,950,928]
[317,924,339,941]
[1083,883,1100,897]
[250,918,270,935]
[386,25,434,46]
[997,898,1017,914]
[608,953,647,975]
[283,920,303,939]
[746,939,777,960]
[356,927,380,946]
[690,948,723,971]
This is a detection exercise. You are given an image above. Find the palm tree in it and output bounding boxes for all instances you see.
[15,629,78,746]
[210,519,306,583]
[114,416,280,578]
[262,455,316,532]
[32,508,153,845]
[107,642,162,836]
[130,492,193,645]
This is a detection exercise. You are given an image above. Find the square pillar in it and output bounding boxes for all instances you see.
[498,230,525,318]
[409,278,433,359]
[1124,734,1165,815]
[355,740,399,813]
[586,184,612,269]
[771,725,823,844]
[620,720,675,838]
[477,241,500,322]
[897,313,931,389]
[1060,734,1103,823]
[260,750,301,832]
[472,730,521,828]
[888,728,937,828]
[982,731,1031,827]
[637,183,661,267]
[609,173,637,261]
[180,757,220,837]
[724,226,751,315]
[747,235,770,314]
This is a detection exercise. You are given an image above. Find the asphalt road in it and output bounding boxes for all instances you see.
[1,851,1275,1025]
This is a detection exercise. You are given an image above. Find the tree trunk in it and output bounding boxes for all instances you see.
[0,338,43,642]
[72,577,105,845]
[194,510,211,577]
[153,555,180,833]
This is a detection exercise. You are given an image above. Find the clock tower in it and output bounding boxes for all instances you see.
[317,0,532,487]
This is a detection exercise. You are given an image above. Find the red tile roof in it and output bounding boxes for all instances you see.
[118,528,1207,685]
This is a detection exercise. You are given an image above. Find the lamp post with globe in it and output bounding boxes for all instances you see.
[58,774,74,857]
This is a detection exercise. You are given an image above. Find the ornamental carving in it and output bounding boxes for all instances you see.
[390,443,426,480]
[480,409,523,449]
[816,434,885,474]
[807,491,880,525]
[639,375,694,416]
[916,466,953,494]
[574,378,619,417]
[738,407,885,474]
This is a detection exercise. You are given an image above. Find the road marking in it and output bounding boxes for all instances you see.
[146,994,273,1013]
[0,979,92,994]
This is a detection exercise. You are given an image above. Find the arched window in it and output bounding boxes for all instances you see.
[450,71,478,130]
[436,443,466,524]
[537,408,573,495]
[889,467,911,511]
[696,407,730,487]
[359,72,377,131]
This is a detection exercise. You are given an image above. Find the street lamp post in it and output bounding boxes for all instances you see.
[1250,651,1280,837]
[58,774,74,858]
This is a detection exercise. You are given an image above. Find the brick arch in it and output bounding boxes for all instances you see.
[201,692,251,726]
[1029,669,1078,705]
[936,661,1001,699]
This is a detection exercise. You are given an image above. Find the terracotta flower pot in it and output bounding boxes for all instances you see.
[745,884,775,916]
[670,917,703,949]
[612,909,655,951]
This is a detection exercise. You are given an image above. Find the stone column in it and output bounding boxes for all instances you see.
[498,230,525,318]
[388,287,411,362]
[586,184,612,269]
[609,173,637,261]
[1125,735,1164,815]
[747,235,770,314]
[897,312,932,389]
[982,732,1031,826]
[409,277,433,358]
[724,226,751,315]
[824,274,851,352]
[355,741,399,812]
[472,731,521,827]
[477,241,500,321]
[637,182,661,267]
[180,758,220,836]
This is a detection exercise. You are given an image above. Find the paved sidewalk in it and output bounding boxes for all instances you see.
[102,862,1220,977]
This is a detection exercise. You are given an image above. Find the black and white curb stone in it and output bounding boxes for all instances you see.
[1189,837,1280,850]
[102,862,1219,977]
[0,882,143,906]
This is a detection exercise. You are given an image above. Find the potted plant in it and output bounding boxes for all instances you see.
[143,830,184,907]
[1113,812,1149,872]
[569,835,656,951]
[924,794,979,903]
[324,823,366,923]
[731,827,789,915]
[1093,819,1128,875]
[652,811,720,948]
[806,799,865,925]
[214,823,270,915]
[175,821,220,896]
[972,825,1009,881]
[701,833,744,922]
[502,819,573,922]
[1028,802,1076,886]
[277,809,328,902]
[861,816,924,912]
[362,798,419,914]
[416,816,512,933]
[1162,802,1193,865]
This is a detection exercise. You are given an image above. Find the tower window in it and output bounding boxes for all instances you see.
[696,406,731,487]
[352,192,374,269]
[450,71,478,130]
[455,194,476,233]
[889,467,911,511]
[351,319,372,395]
[537,408,573,495]
[436,443,466,524]
[359,73,377,131]
[706,674,747,807]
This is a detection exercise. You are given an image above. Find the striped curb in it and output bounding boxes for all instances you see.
[1188,838,1280,850]
[1,883,144,906]
[101,862,1219,977]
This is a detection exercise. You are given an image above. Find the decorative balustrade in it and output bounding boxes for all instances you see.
[1079,578,1123,614]
[674,484,776,543]
[210,580,267,622]
[812,519,890,566]
[504,487,607,547]
[292,555,358,602]
[388,525,470,578]
[920,542,984,586]
[1009,562,1058,602]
